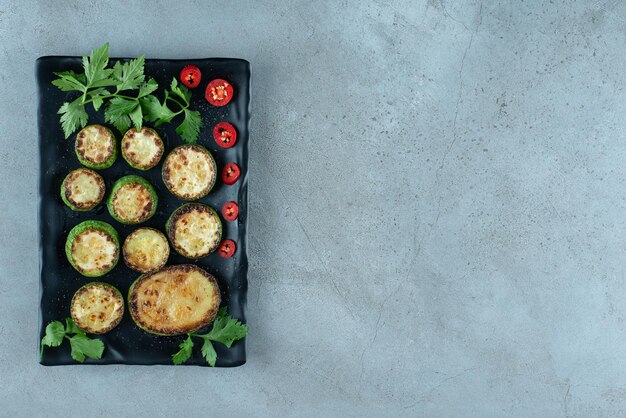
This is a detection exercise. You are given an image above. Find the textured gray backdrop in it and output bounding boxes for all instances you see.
[1,0,625,416]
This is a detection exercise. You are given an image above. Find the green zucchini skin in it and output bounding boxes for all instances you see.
[60,183,83,211]
[166,203,223,259]
[71,282,124,334]
[75,125,118,170]
[106,175,158,225]
[65,220,120,277]
[60,168,105,211]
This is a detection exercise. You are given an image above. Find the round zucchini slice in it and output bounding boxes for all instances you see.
[123,227,170,273]
[121,127,164,170]
[65,220,120,277]
[75,124,117,169]
[162,144,216,200]
[166,203,222,259]
[71,282,124,334]
[128,264,221,336]
[107,175,158,224]
[60,168,105,211]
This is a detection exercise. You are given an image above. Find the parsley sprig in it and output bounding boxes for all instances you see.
[40,318,105,363]
[172,308,248,366]
[52,43,202,143]
[52,43,158,138]
[140,78,202,143]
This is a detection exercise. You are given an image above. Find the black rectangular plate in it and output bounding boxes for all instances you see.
[36,56,250,366]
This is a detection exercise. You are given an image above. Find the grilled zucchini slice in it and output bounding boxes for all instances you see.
[162,144,216,200]
[60,168,105,211]
[75,124,117,169]
[71,282,124,334]
[107,175,158,224]
[166,203,222,259]
[121,127,164,170]
[128,264,221,335]
[123,227,170,273]
[65,220,120,277]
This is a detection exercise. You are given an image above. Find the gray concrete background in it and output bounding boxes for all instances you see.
[1,0,625,416]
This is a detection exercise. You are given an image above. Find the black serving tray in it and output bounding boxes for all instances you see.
[36,56,250,366]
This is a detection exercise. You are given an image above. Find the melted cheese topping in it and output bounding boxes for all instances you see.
[132,266,220,334]
[76,125,114,164]
[164,146,215,199]
[172,208,221,258]
[71,229,118,274]
[122,128,163,168]
[65,169,104,207]
[112,183,153,223]
[124,228,169,272]
[71,284,123,334]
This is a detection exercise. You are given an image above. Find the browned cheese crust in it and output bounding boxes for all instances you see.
[129,264,221,335]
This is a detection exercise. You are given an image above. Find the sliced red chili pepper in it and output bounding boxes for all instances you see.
[222,162,240,185]
[213,122,237,148]
[222,201,239,221]
[217,239,236,258]
[180,65,201,88]
[205,79,233,106]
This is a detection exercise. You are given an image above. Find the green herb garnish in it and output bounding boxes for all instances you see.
[52,43,159,139]
[171,308,248,366]
[40,318,105,363]
[52,43,202,143]
[140,78,202,143]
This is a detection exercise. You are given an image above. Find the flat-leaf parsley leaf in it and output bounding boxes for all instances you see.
[40,317,105,363]
[69,334,105,363]
[52,43,159,138]
[53,44,202,143]
[141,78,202,143]
[172,335,194,365]
[171,308,248,366]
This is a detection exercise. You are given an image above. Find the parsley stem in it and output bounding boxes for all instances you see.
[81,93,137,105]
[189,332,213,341]
[166,96,187,110]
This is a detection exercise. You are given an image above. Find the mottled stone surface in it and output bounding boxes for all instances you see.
[1,0,626,416]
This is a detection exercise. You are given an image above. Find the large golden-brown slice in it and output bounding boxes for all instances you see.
[71,282,124,334]
[162,145,216,200]
[166,203,222,259]
[128,264,221,335]
[123,227,170,273]
[60,168,105,211]
[75,124,117,169]
[121,127,164,170]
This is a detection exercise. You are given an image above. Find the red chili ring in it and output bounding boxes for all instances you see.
[205,79,233,106]
[217,239,236,258]
[180,65,201,88]
[222,201,239,221]
[213,122,237,148]
[222,162,241,185]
